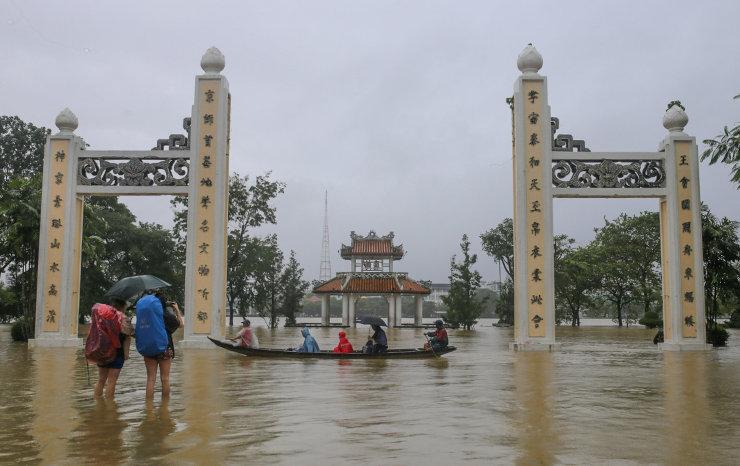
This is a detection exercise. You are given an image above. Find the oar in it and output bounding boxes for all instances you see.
[424,333,440,358]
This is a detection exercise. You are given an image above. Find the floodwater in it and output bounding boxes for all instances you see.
[1,320,738,465]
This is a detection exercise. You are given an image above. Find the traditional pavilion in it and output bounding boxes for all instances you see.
[313,231,431,327]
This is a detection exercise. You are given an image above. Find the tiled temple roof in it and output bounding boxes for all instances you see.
[340,230,404,259]
[313,273,430,295]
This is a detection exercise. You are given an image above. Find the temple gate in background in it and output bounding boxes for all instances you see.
[510,44,708,352]
[30,48,231,348]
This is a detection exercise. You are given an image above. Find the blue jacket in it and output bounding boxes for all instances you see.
[297,328,320,352]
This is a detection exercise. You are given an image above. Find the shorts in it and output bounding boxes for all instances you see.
[98,353,125,369]
[148,347,174,361]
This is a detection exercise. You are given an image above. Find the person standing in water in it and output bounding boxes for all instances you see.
[93,297,133,398]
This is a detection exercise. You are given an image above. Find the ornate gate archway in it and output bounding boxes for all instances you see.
[30,48,231,348]
[510,44,708,352]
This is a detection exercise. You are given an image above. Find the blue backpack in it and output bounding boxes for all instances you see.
[135,294,168,357]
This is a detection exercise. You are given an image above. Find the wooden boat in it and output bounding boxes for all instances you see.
[208,337,456,359]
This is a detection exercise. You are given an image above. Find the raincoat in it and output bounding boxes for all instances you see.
[84,303,123,364]
[238,326,259,349]
[333,331,354,353]
[297,328,320,352]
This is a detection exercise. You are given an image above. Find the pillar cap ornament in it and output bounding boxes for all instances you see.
[517,43,543,75]
[55,108,78,135]
[663,101,689,133]
[200,47,225,75]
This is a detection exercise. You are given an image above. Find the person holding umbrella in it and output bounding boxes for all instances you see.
[356,316,389,354]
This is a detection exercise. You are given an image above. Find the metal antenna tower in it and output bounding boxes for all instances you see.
[319,190,332,282]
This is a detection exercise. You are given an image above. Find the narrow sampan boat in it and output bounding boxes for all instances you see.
[208,337,456,359]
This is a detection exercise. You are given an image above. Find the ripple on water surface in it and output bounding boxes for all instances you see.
[0,321,738,465]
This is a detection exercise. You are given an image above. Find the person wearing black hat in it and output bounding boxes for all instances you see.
[425,320,449,351]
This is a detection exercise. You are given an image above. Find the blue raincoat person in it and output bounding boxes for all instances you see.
[296,327,320,353]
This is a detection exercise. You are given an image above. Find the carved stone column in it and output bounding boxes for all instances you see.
[659,103,708,351]
[182,48,230,347]
[30,109,84,348]
[511,44,556,351]
[415,295,423,326]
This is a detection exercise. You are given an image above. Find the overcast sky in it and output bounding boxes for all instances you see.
[2,0,738,282]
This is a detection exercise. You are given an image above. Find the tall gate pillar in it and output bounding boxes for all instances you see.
[510,45,557,351]
[181,48,230,347]
[659,104,709,350]
[30,110,85,347]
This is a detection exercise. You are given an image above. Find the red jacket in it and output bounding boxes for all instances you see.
[333,331,354,353]
[432,327,448,344]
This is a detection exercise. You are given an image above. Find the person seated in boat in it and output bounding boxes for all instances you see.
[362,338,374,354]
[424,320,449,351]
[370,324,388,354]
[230,319,259,349]
[332,330,354,353]
[296,327,320,353]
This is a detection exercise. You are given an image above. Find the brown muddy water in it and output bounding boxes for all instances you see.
[0,321,738,465]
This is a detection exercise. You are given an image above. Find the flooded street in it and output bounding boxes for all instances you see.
[1,321,738,465]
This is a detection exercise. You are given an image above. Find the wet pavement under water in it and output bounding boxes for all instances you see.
[1,320,738,465]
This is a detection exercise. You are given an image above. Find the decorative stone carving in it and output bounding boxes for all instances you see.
[201,47,225,75]
[551,117,590,152]
[517,43,543,75]
[78,157,189,186]
[55,108,78,135]
[153,117,191,150]
[552,159,665,189]
[663,101,689,133]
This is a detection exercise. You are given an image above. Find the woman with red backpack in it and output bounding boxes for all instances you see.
[86,297,133,398]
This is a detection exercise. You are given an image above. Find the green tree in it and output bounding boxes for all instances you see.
[171,172,285,326]
[279,251,309,326]
[0,116,47,192]
[0,176,42,331]
[701,205,740,329]
[555,244,601,326]
[441,234,486,330]
[481,218,513,281]
[701,100,740,187]
[252,235,284,329]
[592,213,661,327]
[79,197,184,321]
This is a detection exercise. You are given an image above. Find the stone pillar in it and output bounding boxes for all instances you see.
[182,47,230,347]
[415,296,423,326]
[510,44,556,351]
[341,294,350,326]
[395,295,403,327]
[348,294,356,327]
[387,295,395,327]
[659,103,708,351]
[30,109,84,348]
[320,294,330,325]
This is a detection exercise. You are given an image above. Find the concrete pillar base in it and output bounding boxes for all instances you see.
[28,337,82,348]
[659,342,711,352]
[509,341,560,352]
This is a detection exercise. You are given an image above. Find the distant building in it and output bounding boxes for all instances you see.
[424,283,451,305]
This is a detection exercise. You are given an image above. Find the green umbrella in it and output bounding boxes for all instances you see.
[105,275,171,300]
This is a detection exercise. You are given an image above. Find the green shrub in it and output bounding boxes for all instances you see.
[706,324,729,347]
[639,311,663,329]
[11,317,33,342]
[728,310,740,329]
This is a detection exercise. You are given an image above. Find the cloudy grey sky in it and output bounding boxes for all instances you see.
[2,0,738,282]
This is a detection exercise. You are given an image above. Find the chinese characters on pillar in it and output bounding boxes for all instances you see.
[43,143,68,332]
[675,141,697,338]
[193,83,219,333]
[524,81,546,336]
